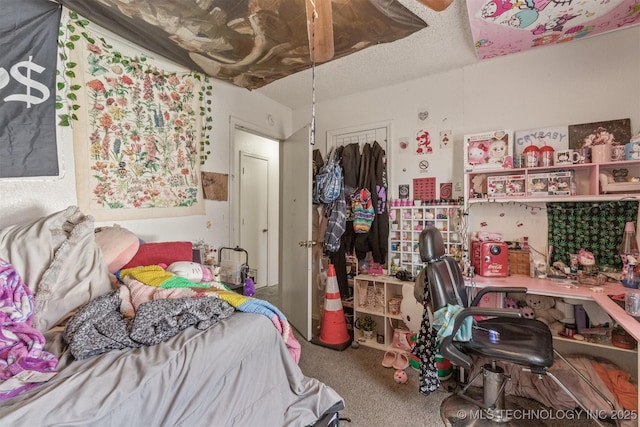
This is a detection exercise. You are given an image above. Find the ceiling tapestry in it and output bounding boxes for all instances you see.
[56,0,428,90]
[468,0,640,59]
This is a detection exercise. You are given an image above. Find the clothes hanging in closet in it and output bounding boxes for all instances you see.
[353,141,388,264]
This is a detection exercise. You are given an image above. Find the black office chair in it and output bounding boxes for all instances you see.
[418,227,615,426]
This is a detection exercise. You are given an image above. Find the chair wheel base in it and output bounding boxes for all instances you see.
[440,388,547,427]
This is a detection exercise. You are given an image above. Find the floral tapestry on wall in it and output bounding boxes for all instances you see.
[70,28,205,220]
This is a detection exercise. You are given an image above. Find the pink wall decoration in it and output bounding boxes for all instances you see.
[467,0,640,60]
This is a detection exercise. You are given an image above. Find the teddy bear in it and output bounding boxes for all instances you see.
[525,293,564,335]
[487,137,508,164]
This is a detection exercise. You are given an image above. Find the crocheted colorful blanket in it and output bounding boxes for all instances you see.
[0,259,58,399]
[118,265,210,289]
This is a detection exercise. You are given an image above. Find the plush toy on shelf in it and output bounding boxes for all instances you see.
[525,294,564,335]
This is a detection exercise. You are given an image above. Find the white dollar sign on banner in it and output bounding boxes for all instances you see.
[5,55,50,108]
[0,68,9,89]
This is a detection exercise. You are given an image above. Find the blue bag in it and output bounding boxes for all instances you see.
[313,148,343,204]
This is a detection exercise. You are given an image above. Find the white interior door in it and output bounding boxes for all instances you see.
[240,152,269,286]
[280,125,313,340]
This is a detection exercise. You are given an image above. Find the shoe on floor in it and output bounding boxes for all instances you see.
[393,352,410,370]
[382,350,398,368]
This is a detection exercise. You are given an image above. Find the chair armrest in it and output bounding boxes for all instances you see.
[439,307,522,369]
[470,286,527,307]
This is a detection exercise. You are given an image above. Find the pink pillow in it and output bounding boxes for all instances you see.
[122,241,193,269]
[94,225,140,274]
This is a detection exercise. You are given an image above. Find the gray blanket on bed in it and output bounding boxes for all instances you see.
[64,290,235,360]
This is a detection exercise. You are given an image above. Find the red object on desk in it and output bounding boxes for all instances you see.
[471,240,509,277]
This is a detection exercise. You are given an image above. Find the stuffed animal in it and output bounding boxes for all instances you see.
[520,306,535,320]
[394,369,408,384]
[487,136,508,163]
[94,225,140,274]
[243,277,255,297]
[525,294,564,334]
[504,297,518,310]
[578,249,595,267]
[167,261,213,283]
[468,143,488,164]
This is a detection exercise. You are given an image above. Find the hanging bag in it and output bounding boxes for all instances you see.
[313,147,343,204]
[351,144,374,233]
[351,188,375,233]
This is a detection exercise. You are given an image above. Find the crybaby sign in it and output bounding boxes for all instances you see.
[514,125,569,157]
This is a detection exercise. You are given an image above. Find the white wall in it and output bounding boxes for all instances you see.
[294,27,640,263]
[0,18,292,259]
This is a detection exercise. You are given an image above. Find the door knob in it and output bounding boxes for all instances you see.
[263,229,268,232]
[298,240,317,247]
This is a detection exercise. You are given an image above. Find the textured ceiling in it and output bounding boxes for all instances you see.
[256,1,479,109]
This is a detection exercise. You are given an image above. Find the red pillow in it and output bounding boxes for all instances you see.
[122,241,193,269]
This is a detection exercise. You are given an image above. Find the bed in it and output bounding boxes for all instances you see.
[0,206,344,426]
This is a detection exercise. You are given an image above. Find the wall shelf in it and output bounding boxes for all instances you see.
[465,159,640,205]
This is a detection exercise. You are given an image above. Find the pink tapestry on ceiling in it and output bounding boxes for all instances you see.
[467,0,640,59]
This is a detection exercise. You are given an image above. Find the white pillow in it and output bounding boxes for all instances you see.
[0,206,112,332]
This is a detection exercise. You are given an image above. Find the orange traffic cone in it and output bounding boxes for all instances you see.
[311,264,352,351]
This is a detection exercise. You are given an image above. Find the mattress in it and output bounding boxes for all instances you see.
[0,312,344,426]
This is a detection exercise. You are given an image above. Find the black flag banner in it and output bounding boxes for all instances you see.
[0,0,61,178]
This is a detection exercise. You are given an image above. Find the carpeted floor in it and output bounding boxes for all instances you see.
[255,285,605,427]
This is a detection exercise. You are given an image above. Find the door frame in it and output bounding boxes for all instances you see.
[229,117,282,287]
[239,151,269,287]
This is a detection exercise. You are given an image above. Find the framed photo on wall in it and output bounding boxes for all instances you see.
[568,118,632,150]
[463,129,512,172]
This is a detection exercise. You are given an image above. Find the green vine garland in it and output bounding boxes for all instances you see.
[55,10,212,164]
